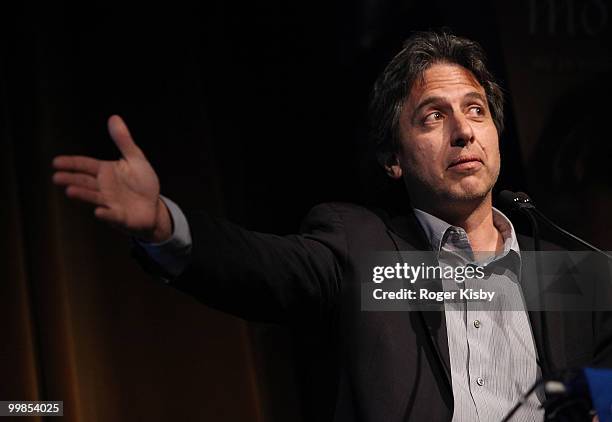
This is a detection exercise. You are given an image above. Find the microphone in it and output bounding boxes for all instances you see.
[496,190,611,259]
[497,190,535,211]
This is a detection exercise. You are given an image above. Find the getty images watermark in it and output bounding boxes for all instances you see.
[371,262,493,302]
[360,251,612,312]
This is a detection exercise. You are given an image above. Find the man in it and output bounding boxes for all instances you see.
[52,31,611,421]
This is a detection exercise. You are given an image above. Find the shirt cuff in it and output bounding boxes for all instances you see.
[136,195,192,278]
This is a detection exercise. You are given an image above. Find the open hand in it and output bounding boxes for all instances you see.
[52,115,172,242]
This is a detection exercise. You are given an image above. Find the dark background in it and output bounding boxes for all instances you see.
[2,0,611,420]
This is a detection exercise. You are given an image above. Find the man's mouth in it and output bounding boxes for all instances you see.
[447,156,483,170]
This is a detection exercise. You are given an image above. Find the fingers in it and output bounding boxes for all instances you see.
[52,155,100,176]
[107,115,145,160]
[65,186,105,207]
[52,157,103,207]
[53,171,98,191]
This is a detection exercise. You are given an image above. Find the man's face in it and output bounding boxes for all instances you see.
[387,63,500,209]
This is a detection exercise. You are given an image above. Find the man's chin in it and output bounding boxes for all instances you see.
[443,176,497,201]
[442,187,491,203]
[404,176,496,207]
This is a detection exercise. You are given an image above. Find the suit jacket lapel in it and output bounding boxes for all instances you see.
[518,246,551,375]
[517,233,561,376]
[384,210,453,393]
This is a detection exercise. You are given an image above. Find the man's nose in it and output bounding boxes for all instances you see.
[449,113,475,147]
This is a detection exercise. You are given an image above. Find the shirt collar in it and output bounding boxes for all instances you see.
[412,208,453,253]
[412,206,521,263]
[491,206,520,257]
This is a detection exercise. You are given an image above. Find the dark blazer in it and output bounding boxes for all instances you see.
[133,202,612,422]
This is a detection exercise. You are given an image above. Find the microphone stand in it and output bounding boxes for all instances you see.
[497,190,608,421]
[530,207,612,260]
[498,190,612,260]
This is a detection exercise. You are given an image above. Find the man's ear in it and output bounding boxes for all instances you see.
[383,153,403,179]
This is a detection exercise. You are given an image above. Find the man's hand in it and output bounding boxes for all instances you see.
[52,115,172,243]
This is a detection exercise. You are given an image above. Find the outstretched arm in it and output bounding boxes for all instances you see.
[53,116,345,323]
[162,203,346,323]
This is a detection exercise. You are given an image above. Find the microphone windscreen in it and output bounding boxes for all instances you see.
[496,190,521,212]
[516,192,535,205]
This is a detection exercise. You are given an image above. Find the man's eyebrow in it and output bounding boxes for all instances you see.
[411,96,446,122]
[463,91,487,104]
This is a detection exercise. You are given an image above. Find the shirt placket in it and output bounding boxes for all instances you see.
[442,228,483,421]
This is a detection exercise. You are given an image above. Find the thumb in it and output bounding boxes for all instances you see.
[107,115,145,160]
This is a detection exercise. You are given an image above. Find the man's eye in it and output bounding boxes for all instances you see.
[424,111,443,123]
[468,106,483,116]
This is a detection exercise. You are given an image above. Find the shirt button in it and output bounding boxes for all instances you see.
[473,320,481,328]
[476,377,485,386]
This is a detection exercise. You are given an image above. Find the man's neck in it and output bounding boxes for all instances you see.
[414,194,503,253]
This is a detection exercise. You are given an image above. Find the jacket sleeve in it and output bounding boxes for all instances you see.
[132,203,347,323]
[591,255,612,367]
